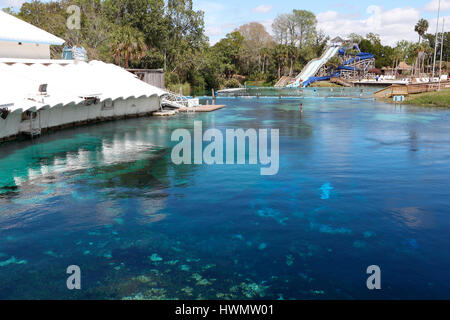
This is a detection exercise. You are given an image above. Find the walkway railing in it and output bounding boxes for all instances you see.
[161,91,189,109]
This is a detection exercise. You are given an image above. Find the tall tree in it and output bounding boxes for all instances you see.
[292,9,317,47]
[237,22,273,75]
[415,19,429,44]
[110,25,147,68]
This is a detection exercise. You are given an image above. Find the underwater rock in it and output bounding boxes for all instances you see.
[239,282,270,299]
[180,264,190,271]
[256,208,288,225]
[135,275,152,283]
[114,218,124,225]
[363,231,375,238]
[312,289,325,295]
[286,255,294,266]
[202,264,216,270]
[353,240,367,248]
[149,253,163,262]
[309,222,352,235]
[191,273,212,286]
[233,234,244,240]
[0,256,27,267]
[43,250,59,258]
[181,287,194,296]
[258,243,267,250]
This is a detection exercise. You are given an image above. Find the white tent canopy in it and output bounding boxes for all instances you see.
[0,11,65,45]
[0,60,167,112]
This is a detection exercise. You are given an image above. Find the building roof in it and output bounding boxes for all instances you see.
[330,36,346,43]
[397,61,412,70]
[0,11,65,45]
[0,60,166,112]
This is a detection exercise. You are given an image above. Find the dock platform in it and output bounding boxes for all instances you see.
[178,105,226,112]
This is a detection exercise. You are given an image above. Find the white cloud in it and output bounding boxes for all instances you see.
[425,0,450,11]
[252,5,273,14]
[317,11,340,21]
[206,26,223,37]
[2,0,25,8]
[316,5,440,46]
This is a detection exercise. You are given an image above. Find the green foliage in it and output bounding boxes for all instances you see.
[110,25,147,68]
[10,1,447,93]
[405,89,450,107]
[415,19,429,43]
[222,78,241,89]
[166,82,191,96]
[359,34,394,69]
[326,56,341,70]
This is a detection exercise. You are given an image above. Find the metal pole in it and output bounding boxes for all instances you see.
[432,0,441,80]
[439,17,445,91]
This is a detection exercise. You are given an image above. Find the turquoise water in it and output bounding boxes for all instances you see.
[0,95,449,299]
[217,85,385,99]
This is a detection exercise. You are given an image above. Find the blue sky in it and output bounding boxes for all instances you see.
[1,0,450,45]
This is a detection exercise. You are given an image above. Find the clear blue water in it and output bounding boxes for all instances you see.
[0,95,449,299]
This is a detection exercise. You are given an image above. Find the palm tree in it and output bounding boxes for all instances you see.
[111,25,147,68]
[415,19,429,44]
[326,56,341,73]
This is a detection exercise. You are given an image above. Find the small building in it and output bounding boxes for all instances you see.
[330,36,347,46]
[127,69,165,89]
[396,61,412,75]
[0,11,65,59]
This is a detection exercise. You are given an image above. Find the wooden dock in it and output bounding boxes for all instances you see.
[153,104,226,116]
[178,104,226,112]
[373,81,450,99]
[330,76,354,87]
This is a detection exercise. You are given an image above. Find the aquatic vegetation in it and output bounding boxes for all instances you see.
[239,282,270,299]
[286,254,295,266]
[258,243,267,250]
[309,222,352,235]
[0,256,27,267]
[256,208,288,224]
[149,253,163,262]
[353,240,367,248]
[180,265,191,271]
[363,231,375,238]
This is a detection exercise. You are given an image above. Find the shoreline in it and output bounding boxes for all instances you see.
[376,88,450,108]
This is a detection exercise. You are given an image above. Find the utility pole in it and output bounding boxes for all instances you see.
[438,17,445,91]
[432,0,441,81]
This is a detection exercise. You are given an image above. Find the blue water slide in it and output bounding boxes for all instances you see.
[338,66,358,71]
[343,52,374,65]
[302,76,331,87]
[287,46,340,88]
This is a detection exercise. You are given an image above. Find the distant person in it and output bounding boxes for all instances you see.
[376,76,379,82]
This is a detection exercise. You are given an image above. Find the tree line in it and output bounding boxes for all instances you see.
[3,1,448,94]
